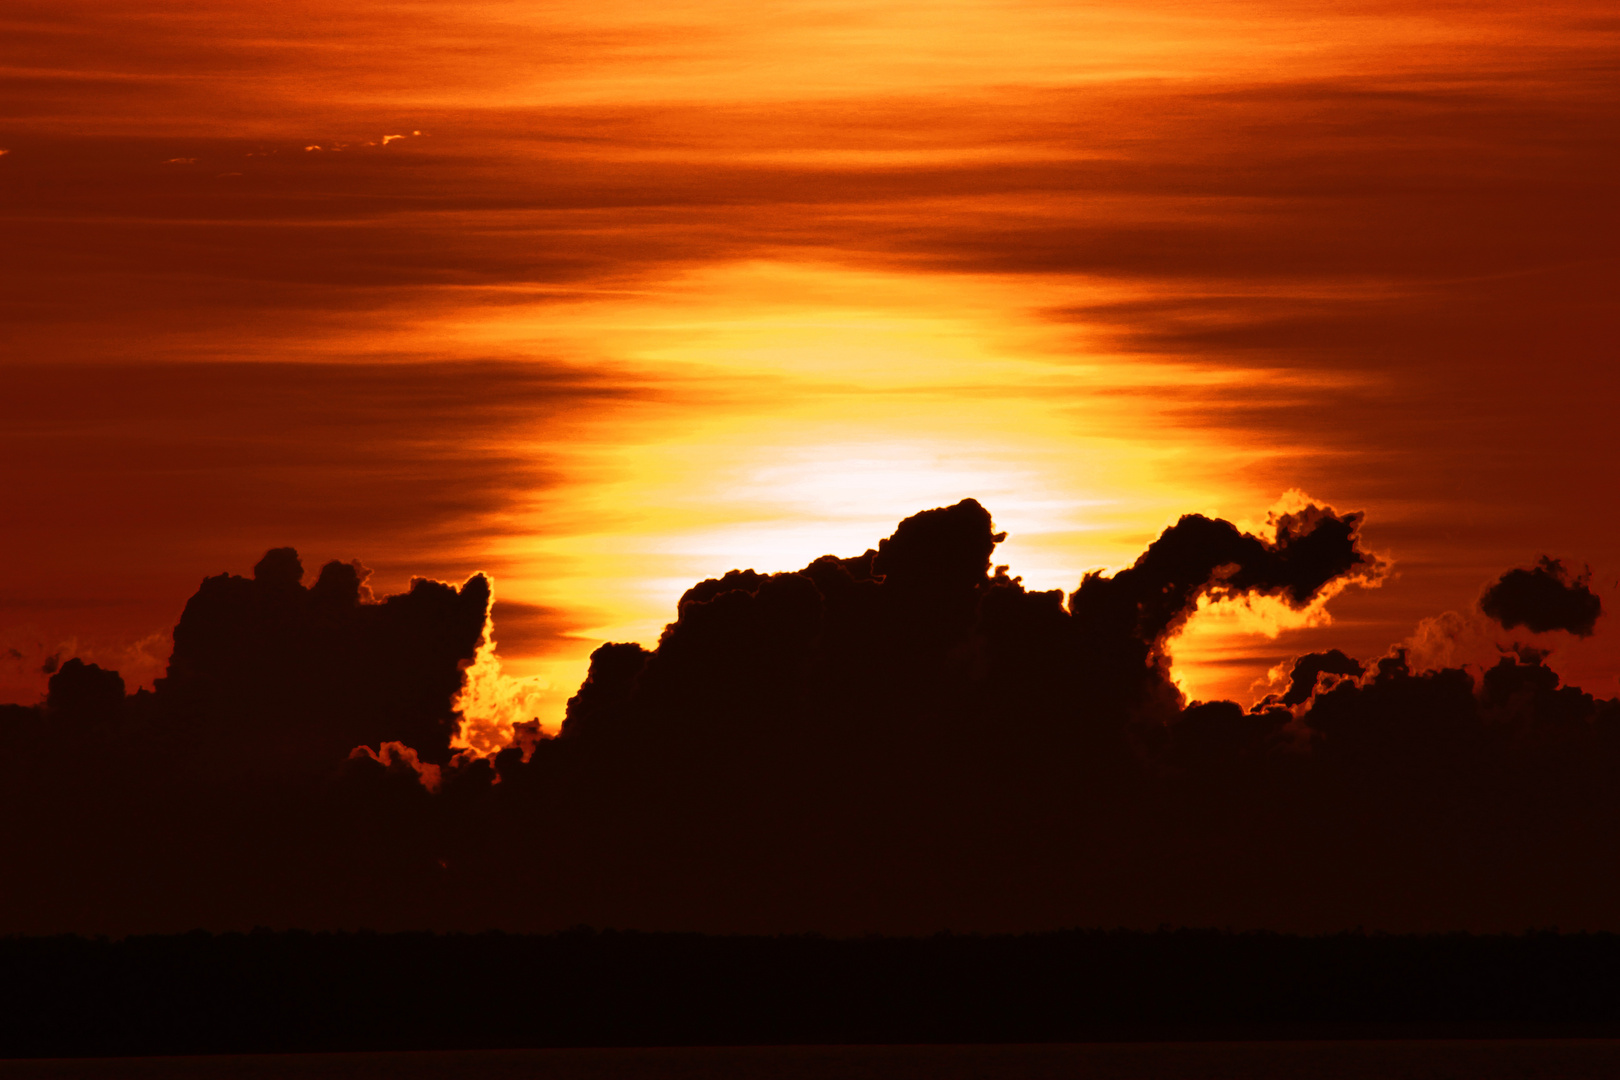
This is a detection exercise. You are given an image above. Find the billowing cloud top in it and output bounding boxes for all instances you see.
[4,499,1618,937]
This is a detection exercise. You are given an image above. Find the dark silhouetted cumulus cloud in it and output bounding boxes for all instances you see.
[155,548,488,768]
[1480,556,1603,637]
[1,498,1617,937]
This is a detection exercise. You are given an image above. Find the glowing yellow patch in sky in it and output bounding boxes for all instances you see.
[431,259,1365,734]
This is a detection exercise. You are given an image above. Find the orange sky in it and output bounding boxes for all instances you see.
[3,0,1617,731]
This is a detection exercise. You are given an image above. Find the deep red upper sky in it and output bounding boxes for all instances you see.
[3,0,1617,730]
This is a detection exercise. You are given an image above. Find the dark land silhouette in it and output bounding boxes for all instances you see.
[0,498,1614,936]
[5,928,1620,1058]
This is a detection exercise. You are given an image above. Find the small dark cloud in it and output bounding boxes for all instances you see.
[1481,556,1602,637]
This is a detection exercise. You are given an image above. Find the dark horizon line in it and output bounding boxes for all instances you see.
[7,926,1620,1059]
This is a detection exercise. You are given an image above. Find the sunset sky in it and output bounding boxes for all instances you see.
[4,0,1617,733]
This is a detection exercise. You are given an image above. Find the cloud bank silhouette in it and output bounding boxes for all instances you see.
[1,498,1615,936]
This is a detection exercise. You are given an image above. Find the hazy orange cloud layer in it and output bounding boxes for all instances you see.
[3,0,1616,717]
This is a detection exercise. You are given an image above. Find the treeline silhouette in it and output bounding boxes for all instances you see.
[3,929,1620,1057]
[1,498,1615,935]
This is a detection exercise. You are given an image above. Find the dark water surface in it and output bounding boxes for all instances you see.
[6,1042,1620,1079]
